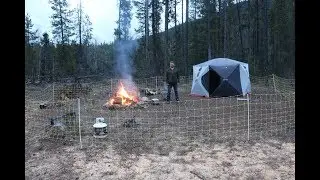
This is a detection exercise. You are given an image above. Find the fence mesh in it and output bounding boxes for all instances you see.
[25,74,295,151]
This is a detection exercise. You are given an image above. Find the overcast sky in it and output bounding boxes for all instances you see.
[25,0,186,43]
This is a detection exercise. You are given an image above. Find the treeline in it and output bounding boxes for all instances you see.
[25,0,115,82]
[25,0,295,83]
[133,0,295,78]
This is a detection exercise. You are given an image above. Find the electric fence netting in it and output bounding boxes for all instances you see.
[25,74,295,152]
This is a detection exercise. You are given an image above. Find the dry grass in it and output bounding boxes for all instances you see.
[25,139,294,180]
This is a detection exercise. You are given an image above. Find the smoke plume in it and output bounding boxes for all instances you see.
[114,39,137,81]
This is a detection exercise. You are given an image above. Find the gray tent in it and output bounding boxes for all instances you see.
[191,58,251,97]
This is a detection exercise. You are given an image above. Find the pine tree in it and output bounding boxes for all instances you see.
[73,3,93,75]
[164,0,169,77]
[150,0,163,75]
[49,0,75,44]
[130,0,295,78]
[40,33,54,81]
[270,0,294,77]
[115,0,133,41]
[133,0,150,76]
[49,0,76,77]
[25,14,39,81]
[25,14,39,45]
[185,0,189,75]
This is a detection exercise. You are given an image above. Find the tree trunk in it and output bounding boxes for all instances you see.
[151,0,157,75]
[218,0,221,57]
[59,4,64,44]
[118,0,121,40]
[256,0,259,74]
[236,0,244,59]
[223,0,227,57]
[52,44,55,82]
[207,0,212,60]
[78,1,82,80]
[194,0,196,20]
[145,0,149,70]
[165,0,169,77]
[175,0,177,30]
[247,0,254,74]
[185,0,189,75]
[264,0,269,74]
[38,47,42,81]
[181,0,184,72]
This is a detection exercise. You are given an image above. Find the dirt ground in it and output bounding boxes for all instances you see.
[25,139,294,180]
[25,81,295,179]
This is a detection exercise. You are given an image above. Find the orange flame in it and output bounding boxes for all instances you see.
[107,81,138,106]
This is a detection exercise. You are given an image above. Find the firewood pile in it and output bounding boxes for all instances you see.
[103,98,147,110]
[102,96,161,110]
[140,88,160,96]
[103,96,137,109]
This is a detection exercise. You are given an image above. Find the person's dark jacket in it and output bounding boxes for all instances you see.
[166,68,180,84]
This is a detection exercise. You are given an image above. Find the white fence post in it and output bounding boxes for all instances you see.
[247,93,250,141]
[111,79,113,92]
[78,98,83,149]
[156,76,158,90]
[52,83,55,102]
[272,74,277,93]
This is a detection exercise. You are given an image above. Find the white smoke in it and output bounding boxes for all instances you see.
[114,40,137,81]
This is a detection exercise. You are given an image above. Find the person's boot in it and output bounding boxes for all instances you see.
[166,97,171,103]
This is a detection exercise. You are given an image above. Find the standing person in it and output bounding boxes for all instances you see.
[166,61,180,102]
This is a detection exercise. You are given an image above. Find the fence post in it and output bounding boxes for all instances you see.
[111,79,113,92]
[155,76,158,90]
[272,74,277,93]
[52,83,55,102]
[78,98,83,149]
[247,93,250,141]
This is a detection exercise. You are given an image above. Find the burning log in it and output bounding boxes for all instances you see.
[105,104,125,110]
[104,81,140,109]
[113,97,123,104]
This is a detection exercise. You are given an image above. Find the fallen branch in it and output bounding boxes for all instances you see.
[190,170,206,180]
[40,101,65,109]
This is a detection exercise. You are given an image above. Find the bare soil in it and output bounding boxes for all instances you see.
[25,139,294,180]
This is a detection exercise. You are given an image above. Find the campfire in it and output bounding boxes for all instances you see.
[104,81,139,109]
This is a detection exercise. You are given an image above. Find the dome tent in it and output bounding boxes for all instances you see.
[191,58,251,97]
